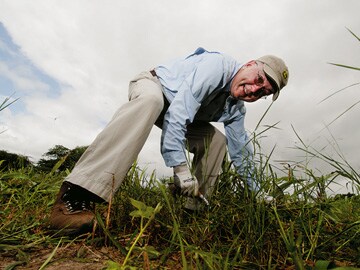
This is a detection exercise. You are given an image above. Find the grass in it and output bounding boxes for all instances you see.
[1,105,360,270]
[1,27,359,270]
[1,145,359,269]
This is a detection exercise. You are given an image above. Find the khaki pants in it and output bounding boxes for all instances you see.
[66,71,226,209]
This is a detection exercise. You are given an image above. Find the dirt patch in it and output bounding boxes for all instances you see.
[1,242,183,270]
[0,243,123,270]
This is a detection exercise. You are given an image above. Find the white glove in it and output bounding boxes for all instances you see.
[173,164,199,197]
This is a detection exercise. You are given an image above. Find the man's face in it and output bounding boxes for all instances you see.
[230,61,276,102]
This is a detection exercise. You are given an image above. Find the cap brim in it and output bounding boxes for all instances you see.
[272,90,280,101]
[262,63,281,101]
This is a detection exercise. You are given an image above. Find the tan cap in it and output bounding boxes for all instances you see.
[257,55,289,101]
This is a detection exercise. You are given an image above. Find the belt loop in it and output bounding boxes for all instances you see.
[150,69,157,77]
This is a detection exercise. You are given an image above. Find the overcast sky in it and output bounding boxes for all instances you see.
[0,0,359,193]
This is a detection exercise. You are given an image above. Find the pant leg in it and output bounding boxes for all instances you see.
[184,122,227,210]
[65,71,164,202]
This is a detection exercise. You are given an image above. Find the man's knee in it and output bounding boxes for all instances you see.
[144,92,164,115]
[213,129,226,149]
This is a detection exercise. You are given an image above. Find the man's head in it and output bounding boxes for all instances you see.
[230,55,289,102]
[257,55,289,101]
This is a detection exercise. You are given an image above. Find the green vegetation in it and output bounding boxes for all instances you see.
[0,146,359,269]
[1,29,359,269]
[328,28,360,72]
[0,94,19,112]
[36,145,88,173]
[0,145,87,172]
[0,150,31,171]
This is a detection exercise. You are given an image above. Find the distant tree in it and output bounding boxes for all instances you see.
[0,150,32,170]
[66,146,87,169]
[36,145,70,172]
[36,145,87,172]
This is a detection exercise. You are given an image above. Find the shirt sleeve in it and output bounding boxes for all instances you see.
[223,110,259,191]
[160,54,227,167]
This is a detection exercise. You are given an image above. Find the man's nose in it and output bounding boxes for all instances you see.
[249,85,261,95]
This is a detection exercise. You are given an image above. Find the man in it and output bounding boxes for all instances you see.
[49,47,289,235]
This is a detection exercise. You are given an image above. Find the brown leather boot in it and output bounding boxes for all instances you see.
[49,181,99,235]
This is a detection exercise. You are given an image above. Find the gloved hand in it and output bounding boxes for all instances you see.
[173,164,199,197]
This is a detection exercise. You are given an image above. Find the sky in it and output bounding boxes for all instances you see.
[0,0,359,193]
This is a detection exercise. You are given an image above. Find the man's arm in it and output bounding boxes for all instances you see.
[160,53,229,167]
[224,112,258,191]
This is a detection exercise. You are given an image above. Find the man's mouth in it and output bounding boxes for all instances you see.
[243,85,249,95]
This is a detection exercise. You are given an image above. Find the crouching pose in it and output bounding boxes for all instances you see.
[49,47,289,235]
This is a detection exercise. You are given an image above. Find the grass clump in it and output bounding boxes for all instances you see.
[0,141,360,269]
[1,29,360,269]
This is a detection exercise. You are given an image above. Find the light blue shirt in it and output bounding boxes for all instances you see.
[155,48,256,189]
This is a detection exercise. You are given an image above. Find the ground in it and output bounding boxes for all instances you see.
[1,242,183,270]
[1,243,123,270]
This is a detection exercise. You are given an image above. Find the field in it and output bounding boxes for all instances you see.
[1,152,359,270]
[1,32,360,268]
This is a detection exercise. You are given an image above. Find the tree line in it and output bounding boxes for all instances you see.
[0,145,87,172]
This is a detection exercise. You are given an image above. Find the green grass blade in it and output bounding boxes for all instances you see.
[38,238,62,270]
[95,212,127,255]
[346,27,360,42]
[322,100,360,130]
[328,63,360,71]
[254,102,274,131]
[0,96,19,112]
[317,83,360,104]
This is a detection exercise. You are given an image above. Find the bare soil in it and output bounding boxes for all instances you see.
[1,242,182,270]
[1,243,123,270]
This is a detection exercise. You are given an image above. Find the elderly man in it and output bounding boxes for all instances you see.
[49,47,289,235]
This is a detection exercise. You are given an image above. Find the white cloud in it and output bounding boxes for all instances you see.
[0,62,50,93]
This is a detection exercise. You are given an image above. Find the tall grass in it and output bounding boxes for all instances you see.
[0,94,19,112]
[51,139,360,269]
[1,30,360,269]
[2,109,360,268]
[1,132,360,269]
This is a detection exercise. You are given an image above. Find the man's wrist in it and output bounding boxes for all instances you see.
[173,163,189,174]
